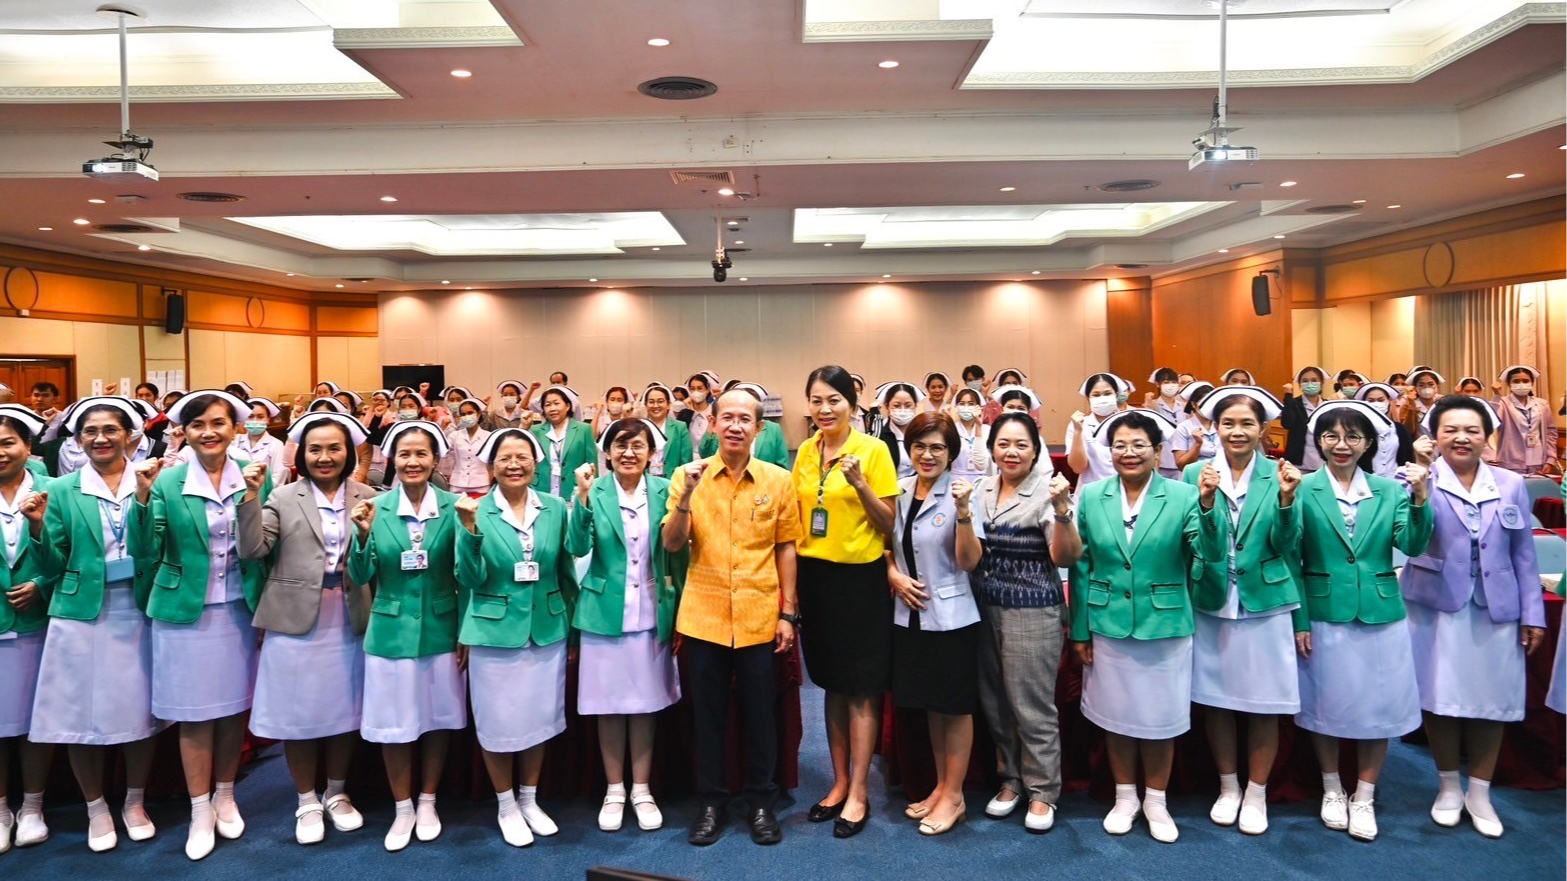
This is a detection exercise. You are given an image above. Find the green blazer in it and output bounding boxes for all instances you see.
[24,458,47,479]
[530,420,598,497]
[653,418,693,477]
[129,461,273,625]
[1181,457,1303,620]
[347,485,463,659]
[2,474,54,634]
[455,490,577,649]
[32,469,156,620]
[1296,468,1432,628]
[564,474,687,642]
[1068,474,1223,642]
[34,439,64,478]
[698,420,790,470]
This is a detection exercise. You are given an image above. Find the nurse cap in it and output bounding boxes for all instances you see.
[1498,365,1539,383]
[1354,382,1399,402]
[286,411,368,446]
[1092,407,1179,446]
[1293,366,1328,385]
[477,426,544,463]
[63,396,145,434]
[166,389,251,426]
[1407,368,1445,385]
[990,384,1041,410]
[1220,367,1254,383]
[306,397,351,416]
[1306,399,1393,432]
[1420,396,1498,435]
[316,380,341,396]
[1199,385,1283,422]
[0,404,47,437]
[875,381,926,406]
[599,418,668,455]
[246,398,281,419]
[1077,373,1131,397]
[380,419,450,458]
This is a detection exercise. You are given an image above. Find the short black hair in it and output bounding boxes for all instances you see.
[1429,394,1496,435]
[293,419,356,485]
[136,381,160,398]
[1505,367,1534,384]
[389,426,441,458]
[0,416,38,448]
[30,382,59,397]
[1209,392,1266,423]
[1313,408,1379,473]
[952,387,983,407]
[486,430,538,466]
[181,392,241,425]
[499,382,522,395]
[905,412,960,469]
[1109,411,1163,448]
[805,365,858,410]
[550,371,568,383]
[998,389,1033,409]
[601,418,657,455]
[1082,373,1120,398]
[541,388,573,410]
[962,365,984,382]
[986,412,1043,469]
[882,383,920,408]
[1151,367,1179,383]
[396,393,422,409]
[1183,383,1215,415]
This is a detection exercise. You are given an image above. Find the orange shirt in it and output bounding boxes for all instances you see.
[665,455,802,649]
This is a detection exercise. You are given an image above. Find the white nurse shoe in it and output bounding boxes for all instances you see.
[15,810,48,847]
[326,794,364,832]
[598,791,626,832]
[1209,794,1240,826]
[632,792,663,831]
[294,804,326,846]
[1320,791,1349,831]
[499,811,534,847]
[1347,799,1378,841]
[985,789,1020,818]
[1102,803,1140,835]
[1465,793,1503,839]
[521,802,559,837]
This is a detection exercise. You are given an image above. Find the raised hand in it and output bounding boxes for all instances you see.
[454,495,480,533]
[133,459,162,503]
[840,453,864,488]
[18,490,47,525]
[350,499,376,538]
[1048,473,1072,515]
[1142,391,1156,406]
[951,477,973,516]
[1198,462,1221,509]
[1403,461,1430,503]
[241,461,268,496]
[1070,410,1086,427]
[680,461,708,500]
[574,462,596,497]
[1412,435,1435,466]
[1277,460,1302,505]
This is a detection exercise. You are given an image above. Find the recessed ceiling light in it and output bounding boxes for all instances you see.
[1387,204,1401,209]
[1560,145,1566,150]
[651,246,661,251]
[450,69,472,78]
[441,279,450,284]
[647,38,670,47]
[137,244,151,251]
[37,226,52,231]
[1273,234,1286,239]
[882,274,892,278]
[823,243,833,247]
[717,188,735,196]
[379,195,398,202]
[1352,199,1366,204]
[733,240,744,245]
[72,218,90,225]
[878,60,899,69]
[1031,270,1041,274]
[335,283,344,288]
[589,278,598,282]
[88,198,106,204]
[999,186,1016,192]
[286,272,296,276]
[466,286,473,290]
[1279,181,1298,187]
[738,277,748,281]
[1506,172,1526,179]
[1217,249,1229,253]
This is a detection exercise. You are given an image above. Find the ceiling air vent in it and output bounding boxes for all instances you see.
[1098,179,1161,193]
[178,191,246,203]
[1115,263,1149,269]
[95,223,155,233]
[669,170,735,186]
[1304,204,1362,214]
[638,77,718,100]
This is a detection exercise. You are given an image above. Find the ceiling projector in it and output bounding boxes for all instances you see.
[1189,126,1258,171]
[83,156,158,182]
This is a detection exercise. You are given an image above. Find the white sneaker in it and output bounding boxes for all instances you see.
[325,794,364,832]
[16,811,48,847]
[1238,801,1268,835]
[1209,794,1240,826]
[1320,791,1349,831]
[1103,803,1140,835]
[185,826,215,861]
[1347,799,1377,841]
[294,804,325,846]
[1465,794,1503,839]
[985,790,1020,818]
[499,811,534,847]
[1024,804,1055,834]
[521,802,558,837]
[631,792,663,831]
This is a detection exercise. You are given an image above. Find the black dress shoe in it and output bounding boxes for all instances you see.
[689,806,723,846]
[833,807,869,839]
[749,808,782,845]
[806,801,844,823]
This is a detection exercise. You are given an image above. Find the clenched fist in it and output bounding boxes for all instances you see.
[950,477,973,517]
[1403,462,1430,504]
[133,459,162,503]
[1198,462,1221,509]
[1048,473,1072,516]
[840,453,864,489]
[350,500,377,538]
[19,490,47,524]
[454,495,481,533]
[1412,435,1435,467]
[574,462,596,497]
[1277,460,1302,505]
[242,461,268,496]
[679,461,708,501]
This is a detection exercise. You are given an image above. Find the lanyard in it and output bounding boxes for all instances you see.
[816,436,839,506]
[101,497,128,548]
[404,515,425,551]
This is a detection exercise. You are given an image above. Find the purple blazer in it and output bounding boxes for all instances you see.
[1400,460,1544,627]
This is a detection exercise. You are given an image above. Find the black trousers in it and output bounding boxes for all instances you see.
[683,635,779,811]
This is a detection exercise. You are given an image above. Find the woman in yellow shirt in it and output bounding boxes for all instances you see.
[792,366,901,839]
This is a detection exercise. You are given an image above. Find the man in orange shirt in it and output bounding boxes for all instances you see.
[662,389,801,847]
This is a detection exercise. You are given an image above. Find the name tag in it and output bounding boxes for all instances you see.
[400,550,429,571]
[105,556,135,582]
[514,561,540,582]
[810,506,829,537]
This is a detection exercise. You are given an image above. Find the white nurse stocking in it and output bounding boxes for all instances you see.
[1433,769,1463,814]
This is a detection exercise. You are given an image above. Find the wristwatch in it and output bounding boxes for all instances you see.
[1053,508,1074,523]
[779,611,803,627]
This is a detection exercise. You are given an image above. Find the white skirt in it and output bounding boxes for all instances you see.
[1192,612,1301,714]
[577,630,680,716]
[251,586,365,740]
[31,586,165,745]
[361,652,467,744]
[1546,617,1566,715]
[1082,634,1193,739]
[1296,619,1421,739]
[469,642,566,753]
[151,599,259,722]
[1408,598,1526,722]
[0,630,46,737]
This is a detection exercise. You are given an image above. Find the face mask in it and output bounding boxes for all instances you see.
[671,401,686,414]
[1090,396,1118,417]
[1340,384,1360,397]
[1367,400,1390,416]
[1301,381,1323,397]
[1160,383,1180,398]
[501,395,519,409]
[244,420,267,436]
[607,402,625,416]
[890,408,916,427]
[967,381,983,392]
[1417,386,1436,401]
[398,409,419,421]
[447,403,462,416]
[459,414,479,429]
[956,405,980,421]
[1512,383,1533,396]
[1116,392,1130,404]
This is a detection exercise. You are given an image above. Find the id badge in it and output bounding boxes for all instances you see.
[105,556,135,583]
[810,506,829,537]
[514,561,540,582]
[400,550,429,571]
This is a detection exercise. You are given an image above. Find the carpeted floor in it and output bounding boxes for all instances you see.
[4,684,1563,881]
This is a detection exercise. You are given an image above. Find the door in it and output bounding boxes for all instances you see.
[0,358,75,415]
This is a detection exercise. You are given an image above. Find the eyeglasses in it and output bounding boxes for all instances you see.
[1110,442,1153,455]
[610,442,650,455]
[909,442,948,456]
[492,455,535,467]
[1320,433,1367,446]
[79,427,125,440]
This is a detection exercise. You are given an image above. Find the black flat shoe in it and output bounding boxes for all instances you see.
[689,806,722,847]
[807,801,844,823]
[833,807,869,839]
[749,809,781,845]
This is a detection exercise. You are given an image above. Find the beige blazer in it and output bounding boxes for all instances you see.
[238,478,377,636]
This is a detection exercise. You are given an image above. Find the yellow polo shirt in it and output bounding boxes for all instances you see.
[791,428,900,564]
[666,455,802,649]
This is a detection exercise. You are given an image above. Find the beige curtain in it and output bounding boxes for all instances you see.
[1413,285,1545,395]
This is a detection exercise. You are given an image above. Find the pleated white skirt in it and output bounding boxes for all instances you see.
[1296,619,1420,739]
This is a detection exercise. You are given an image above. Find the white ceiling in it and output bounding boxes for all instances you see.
[0,0,1559,292]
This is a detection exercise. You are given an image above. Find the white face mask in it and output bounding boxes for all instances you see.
[501,395,519,409]
[956,405,980,422]
[670,400,686,414]
[1090,396,1118,417]
[889,408,916,427]
[1417,386,1436,401]
[458,414,479,429]
[1512,383,1533,397]
[1367,400,1390,416]
[1160,383,1180,398]
[607,402,625,416]
[397,408,419,421]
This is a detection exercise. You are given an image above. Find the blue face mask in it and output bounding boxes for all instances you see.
[243,420,268,436]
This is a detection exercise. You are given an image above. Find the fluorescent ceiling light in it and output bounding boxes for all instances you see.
[229,213,686,256]
[793,202,1226,249]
